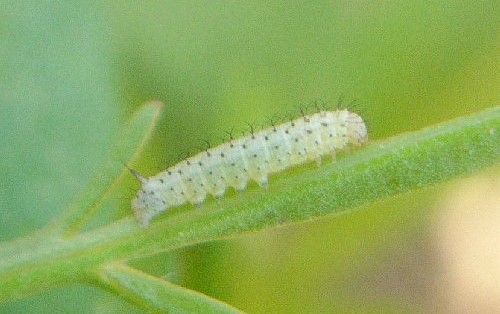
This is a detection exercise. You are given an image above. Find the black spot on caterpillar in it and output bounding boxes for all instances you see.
[131,109,367,227]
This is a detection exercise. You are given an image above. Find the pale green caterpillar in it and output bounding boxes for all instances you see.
[131,109,367,227]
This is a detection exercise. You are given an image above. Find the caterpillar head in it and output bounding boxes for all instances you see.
[129,169,164,227]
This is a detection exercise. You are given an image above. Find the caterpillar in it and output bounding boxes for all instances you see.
[131,109,367,227]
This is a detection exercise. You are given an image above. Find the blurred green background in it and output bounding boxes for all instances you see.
[0,1,498,313]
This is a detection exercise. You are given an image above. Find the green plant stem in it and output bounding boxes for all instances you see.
[0,106,498,303]
[99,262,244,313]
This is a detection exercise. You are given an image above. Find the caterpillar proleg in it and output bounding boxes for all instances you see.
[131,109,367,227]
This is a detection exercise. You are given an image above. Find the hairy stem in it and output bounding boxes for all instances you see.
[0,106,498,303]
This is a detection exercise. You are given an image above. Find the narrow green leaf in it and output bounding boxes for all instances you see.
[99,263,244,314]
[48,101,163,237]
[0,107,497,303]
[109,106,499,258]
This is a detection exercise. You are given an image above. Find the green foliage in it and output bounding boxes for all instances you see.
[1,1,498,313]
[100,263,243,314]
[0,104,498,313]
